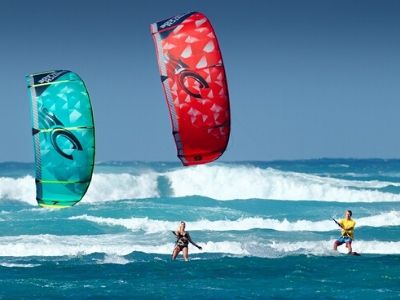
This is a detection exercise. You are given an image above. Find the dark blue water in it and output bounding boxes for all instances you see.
[1,254,399,299]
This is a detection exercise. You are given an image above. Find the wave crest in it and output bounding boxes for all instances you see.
[166,165,400,202]
[0,172,159,205]
[2,164,400,204]
[70,211,400,233]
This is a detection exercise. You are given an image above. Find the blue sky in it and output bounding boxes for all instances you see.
[1,0,399,162]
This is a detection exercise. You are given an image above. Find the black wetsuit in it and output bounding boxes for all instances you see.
[172,231,200,250]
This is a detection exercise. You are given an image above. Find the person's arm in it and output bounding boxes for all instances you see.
[187,232,202,250]
[172,231,177,236]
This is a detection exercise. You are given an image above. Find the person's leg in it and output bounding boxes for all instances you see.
[346,240,352,253]
[333,239,342,250]
[172,246,181,260]
[333,240,338,250]
[182,247,189,261]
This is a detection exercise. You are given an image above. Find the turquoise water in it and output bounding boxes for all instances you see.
[1,159,400,298]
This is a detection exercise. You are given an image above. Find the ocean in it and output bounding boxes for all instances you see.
[1,159,400,299]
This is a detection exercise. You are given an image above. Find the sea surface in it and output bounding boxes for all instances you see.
[1,159,400,299]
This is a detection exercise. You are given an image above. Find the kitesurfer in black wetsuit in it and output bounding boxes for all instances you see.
[172,221,202,261]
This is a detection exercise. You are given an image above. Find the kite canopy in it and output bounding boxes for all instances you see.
[151,12,231,166]
[26,70,95,208]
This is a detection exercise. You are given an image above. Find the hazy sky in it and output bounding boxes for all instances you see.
[1,0,399,162]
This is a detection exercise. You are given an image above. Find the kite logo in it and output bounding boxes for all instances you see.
[167,55,209,99]
[160,14,186,29]
[50,128,83,160]
[179,70,209,98]
[38,71,65,84]
[38,107,83,160]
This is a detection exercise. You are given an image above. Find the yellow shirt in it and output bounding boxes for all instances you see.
[339,218,356,239]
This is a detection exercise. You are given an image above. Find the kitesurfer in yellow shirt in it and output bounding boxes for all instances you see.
[333,210,356,254]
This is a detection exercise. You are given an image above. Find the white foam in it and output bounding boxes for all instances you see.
[0,234,160,257]
[0,234,243,257]
[166,165,400,202]
[70,211,400,233]
[0,176,36,205]
[83,172,159,203]
[0,234,399,257]
[70,215,176,233]
[357,211,400,227]
[0,262,41,268]
[0,172,159,205]
[71,215,333,233]
[267,240,400,256]
[99,254,130,265]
